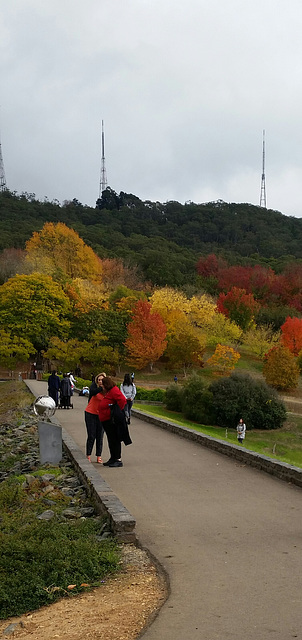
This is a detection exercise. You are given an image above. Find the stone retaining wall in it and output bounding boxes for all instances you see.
[59,424,137,544]
[132,409,302,488]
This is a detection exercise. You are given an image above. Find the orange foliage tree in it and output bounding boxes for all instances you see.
[206,344,240,376]
[25,222,102,281]
[125,301,167,371]
[280,316,302,356]
[263,345,300,390]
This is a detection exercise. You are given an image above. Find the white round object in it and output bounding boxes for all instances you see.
[33,395,56,418]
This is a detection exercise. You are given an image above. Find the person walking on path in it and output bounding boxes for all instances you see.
[85,372,106,463]
[98,376,127,468]
[67,372,76,395]
[48,370,61,407]
[60,373,72,409]
[120,373,136,424]
[236,418,246,444]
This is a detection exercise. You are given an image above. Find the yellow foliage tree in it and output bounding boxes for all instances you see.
[206,344,241,376]
[25,222,102,281]
[204,312,243,347]
[149,287,190,332]
[150,288,242,349]
[188,294,217,327]
[69,278,109,314]
[242,325,280,358]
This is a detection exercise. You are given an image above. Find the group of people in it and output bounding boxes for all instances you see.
[49,369,246,463]
[84,372,136,468]
[47,371,76,409]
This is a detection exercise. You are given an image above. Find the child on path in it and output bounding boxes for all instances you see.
[236,418,246,444]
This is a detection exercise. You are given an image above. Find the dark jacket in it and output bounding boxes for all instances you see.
[48,373,60,391]
[60,376,72,396]
[110,403,132,446]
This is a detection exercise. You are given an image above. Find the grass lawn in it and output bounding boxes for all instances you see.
[136,404,302,469]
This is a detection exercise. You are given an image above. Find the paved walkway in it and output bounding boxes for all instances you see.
[28,381,302,640]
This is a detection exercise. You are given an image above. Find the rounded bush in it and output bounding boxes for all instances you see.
[209,372,286,430]
[165,384,183,411]
[181,374,215,424]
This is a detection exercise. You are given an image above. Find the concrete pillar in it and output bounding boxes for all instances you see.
[38,421,62,465]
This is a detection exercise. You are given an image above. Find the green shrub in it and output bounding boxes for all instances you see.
[209,372,286,430]
[135,386,165,402]
[165,384,183,411]
[181,374,215,424]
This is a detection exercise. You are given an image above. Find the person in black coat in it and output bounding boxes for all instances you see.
[48,370,61,407]
[60,373,72,408]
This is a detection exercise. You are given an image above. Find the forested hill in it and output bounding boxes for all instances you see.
[1,188,302,287]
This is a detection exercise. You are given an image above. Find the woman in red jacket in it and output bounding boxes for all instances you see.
[98,376,127,468]
[84,372,106,463]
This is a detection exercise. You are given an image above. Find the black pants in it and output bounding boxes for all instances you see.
[85,412,104,456]
[124,399,133,421]
[102,419,121,460]
[48,389,58,406]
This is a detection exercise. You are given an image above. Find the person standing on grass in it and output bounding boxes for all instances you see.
[98,376,127,468]
[120,373,136,424]
[236,418,246,444]
[85,372,106,463]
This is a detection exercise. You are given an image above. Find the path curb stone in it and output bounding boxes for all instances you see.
[132,408,302,488]
[58,423,137,543]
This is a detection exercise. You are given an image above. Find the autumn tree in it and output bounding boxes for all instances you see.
[25,222,102,281]
[101,258,145,291]
[42,338,85,371]
[0,248,26,284]
[242,325,280,358]
[280,316,302,356]
[217,287,260,331]
[0,273,71,351]
[204,313,242,347]
[150,287,190,329]
[165,321,206,376]
[68,278,108,314]
[125,300,167,370]
[206,344,240,376]
[0,329,35,369]
[196,253,226,279]
[83,330,121,372]
[263,345,300,391]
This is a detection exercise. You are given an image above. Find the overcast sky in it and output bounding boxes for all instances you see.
[1,0,302,217]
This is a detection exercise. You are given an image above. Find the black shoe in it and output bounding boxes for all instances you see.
[103,459,113,466]
[108,460,123,468]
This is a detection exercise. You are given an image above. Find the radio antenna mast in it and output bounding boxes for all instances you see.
[99,120,107,197]
[260,129,266,208]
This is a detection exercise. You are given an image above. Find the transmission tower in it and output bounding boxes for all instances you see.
[0,136,6,192]
[99,119,107,197]
[259,129,266,208]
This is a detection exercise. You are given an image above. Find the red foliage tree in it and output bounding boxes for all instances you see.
[125,300,167,370]
[217,287,260,331]
[218,265,253,293]
[196,254,226,278]
[280,316,302,356]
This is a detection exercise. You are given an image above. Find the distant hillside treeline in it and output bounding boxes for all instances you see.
[1,188,302,287]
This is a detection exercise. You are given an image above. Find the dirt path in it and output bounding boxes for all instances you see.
[0,547,167,640]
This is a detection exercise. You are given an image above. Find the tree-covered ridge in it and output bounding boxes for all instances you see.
[1,189,302,287]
